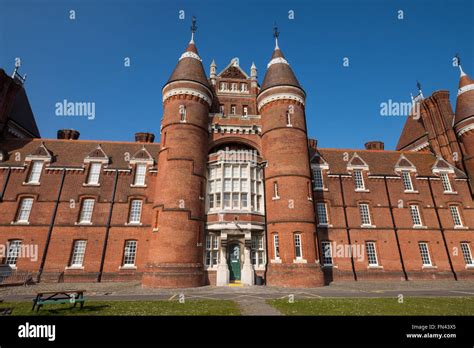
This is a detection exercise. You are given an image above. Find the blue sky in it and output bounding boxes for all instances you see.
[1,0,473,149]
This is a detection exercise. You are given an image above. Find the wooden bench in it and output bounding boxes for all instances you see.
[32,290,86,312]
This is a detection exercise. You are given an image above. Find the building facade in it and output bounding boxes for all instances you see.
[0,30,474,288]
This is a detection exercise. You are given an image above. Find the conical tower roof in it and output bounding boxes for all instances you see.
[165,29,211,90]
[260,47,302,92]
[454,66,474,126]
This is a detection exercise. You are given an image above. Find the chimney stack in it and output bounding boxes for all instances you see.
[57,129,80,140]
[365,141,384,150]
[135,132,155,143]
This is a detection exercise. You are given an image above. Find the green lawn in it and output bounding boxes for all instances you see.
[1,300,240,316]
[268,297,474,316]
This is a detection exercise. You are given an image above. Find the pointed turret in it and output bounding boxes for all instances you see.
[454,64,474,126]
[165,17,211,90]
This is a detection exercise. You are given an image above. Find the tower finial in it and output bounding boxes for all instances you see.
[455,53,466,77]
[416,80,424,99]
[190,16,197,44]
[273,22,279,49]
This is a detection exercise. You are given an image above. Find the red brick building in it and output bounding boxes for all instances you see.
[0,30,473,288]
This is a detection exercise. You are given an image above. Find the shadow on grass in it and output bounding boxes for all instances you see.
[5,304,111,316]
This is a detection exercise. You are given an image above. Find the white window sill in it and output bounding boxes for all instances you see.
[422,265,437,269]
[318,223,333,228]
[272,196,280,201]
[413,225,428,229]
[75,221,92,226]
[130,184,147,188]
[465,265,474,269]
[65,266,84,270]
[22,182,40,186]
[443,191,458,195]
[204,266,219,271]
[368,265,383,269]
[125,222,142,226]
[180,120,187,123]
[454,226,468,229]
[286,124,293,127]
[314,187,328,192]
[322,264,337,269]
[83,183,100,187]
[11,221,30,225]
[119,265,137,270]
[404,190,419,194]
[355,189,370,193]
[307,197,313,201]
[5,265,17,270]
[361,224,376,228]
[293,259,307,264]
[271,258,281,264]
[152,227,159,232]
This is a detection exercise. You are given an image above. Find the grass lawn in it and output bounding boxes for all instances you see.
[0,300,240,316]
[268,297,474,316]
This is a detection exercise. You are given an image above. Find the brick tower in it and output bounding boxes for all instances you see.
[257,29,324,287]
[142,20,211,287]
[454,64,474,190]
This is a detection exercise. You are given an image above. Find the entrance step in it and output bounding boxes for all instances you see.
[228,281,243,287]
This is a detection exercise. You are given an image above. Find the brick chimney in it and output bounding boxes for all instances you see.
[57,129,80,140]
[308,138,318,149]
[365,141,384,150]
[135,132,155,143]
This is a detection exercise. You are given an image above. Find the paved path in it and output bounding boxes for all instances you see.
[1,280,474,303]
[232,294,282,316]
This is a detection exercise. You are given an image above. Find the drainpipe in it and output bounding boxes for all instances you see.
[97,169,119,282]
[37,169,66,282]
[382,175,408,281]
[0,167,12,201]
[260,161,270,285]
[426,177,457,280]
[338,174,357,281]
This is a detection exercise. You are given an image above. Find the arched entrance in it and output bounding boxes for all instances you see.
[227,243,241,282]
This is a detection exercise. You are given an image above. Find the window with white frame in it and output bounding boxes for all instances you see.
[401,171,414,191]
[134,163,147,186]
[243,106,248,116]
[219,104,225,115]
[316,202,329,225]
[79,199,95,224]
[418,242,432,266]
[410,204,423,227]
[231,83,237,91]
[208,162,262,212]
[129,200,143,224]
[359,203,372,226]
[313,168,324,190]
[205,234,219,267]
[273,234,280,259]
[220,82,227,91]
[87,162,101,185]
[16,198,33,223]
[240,83,248,92]
[179,105,186,122]
[449,206,463,227]
[354,170,365,190]
[230,105,236,114]
[123,240,137,266]
[440,172,453,192]
[321,241,333,266]
[294,234,303,259]
[286,111,292,126]
[27,161,43,184]
[460,242,474,266]
[251,235,265,267]
[365,241,379,266]
[273,182,279,199]
[5,240,22,266]
[70,240,87,267]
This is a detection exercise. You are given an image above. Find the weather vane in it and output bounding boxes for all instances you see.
[416,80,422,92]
[455,53,461,66]
[191,16,197,34]
[273,22,279,48]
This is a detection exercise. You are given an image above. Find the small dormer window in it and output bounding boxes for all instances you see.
[401,171,414,191]
[87,163,101,185]
[27,161,44,184]
[313,168,324,190]
[134,163,147,186]
[354,170,365,190]
[440,172,453,192]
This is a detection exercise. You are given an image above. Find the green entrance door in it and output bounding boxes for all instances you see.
[228,244,241,281]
